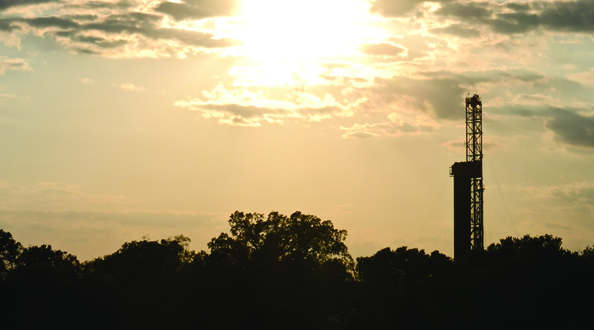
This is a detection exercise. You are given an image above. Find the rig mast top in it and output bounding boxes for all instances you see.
[465,93,483,163]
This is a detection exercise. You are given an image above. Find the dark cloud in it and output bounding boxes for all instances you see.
[435,2,492,19]
[368,75,466,119]
[489,12,541,34]
[505,2,531,12]
[198,103,290,119]
[154,0,240,21]
[151,28,239,48]
[179,95,351,126]
[0,0,57,11]
[195,102,349,120]
[84,0,134,9]
[0,10,240,54]
[495,104,594,149]
[74,48,100,55]
[371,0,594,35]
[432,24,480,38]
[63,15,100,22]
[367,69,546,119]
[25,16,81,29]
[553,185,594,204]
[358,42,406,56]
[538,0,594,32]
[70,34,127,49]
[434,0,594,35]
[0,19,19,31]
[545,108,594,148]
[507,107,540,118]
[369,0,453,17]
[62,0,134,10]
[83,12,162,34]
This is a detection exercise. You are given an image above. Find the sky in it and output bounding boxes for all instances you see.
[2,0,594,261]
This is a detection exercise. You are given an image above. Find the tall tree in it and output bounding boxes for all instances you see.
[0,229,22,280]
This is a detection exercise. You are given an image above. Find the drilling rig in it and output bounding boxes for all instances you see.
[450,93,484,259]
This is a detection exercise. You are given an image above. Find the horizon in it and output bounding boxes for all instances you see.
[1,0,594,261]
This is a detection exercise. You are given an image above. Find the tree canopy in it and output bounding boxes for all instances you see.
[1,214,594,329]
[0,229,22,280]
[207,211,353,272]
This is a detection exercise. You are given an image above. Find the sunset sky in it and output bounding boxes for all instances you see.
[2,0,594,260]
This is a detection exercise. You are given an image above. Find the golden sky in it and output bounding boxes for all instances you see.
[2,0,594,259]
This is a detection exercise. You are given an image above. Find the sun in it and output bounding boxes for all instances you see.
[232,0,380,62]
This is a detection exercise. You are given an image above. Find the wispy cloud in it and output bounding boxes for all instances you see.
[174,84,358,126]
[119,82,145,92]
[0,57,32,74]
[0,180,140,212]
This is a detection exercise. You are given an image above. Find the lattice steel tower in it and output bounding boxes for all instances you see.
[450,94,484,259]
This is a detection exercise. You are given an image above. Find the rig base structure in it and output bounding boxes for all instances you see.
[450,93,484,259]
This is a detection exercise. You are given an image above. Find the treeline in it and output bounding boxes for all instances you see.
[1,211,594,329]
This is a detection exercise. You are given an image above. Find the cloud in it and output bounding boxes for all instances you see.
[435,2,492,19]
[81,78,94,84]
[0,3,241,57]
[342,131,376,139]
[552,182,594,205]
[0,181,140,211]
[340,111,438,138]
[365,75,467,119]
[358,42,407,57]
[0,179,231,259]
[432,0,594,35]
[551,182,594,206]
[119,82,144,91]
[545,108,594,148]
[174,84,356,126]
[365,68,553,119]
[341,121,429,138]
[492,102,594,149]
[568,68,594,85]
[370,0,594,36]
[369,0,452,17]
[0,0,58,11]
[0,56,32,74]
[154,0,240,21]
[431,24,481,38]
[520,182,594,208]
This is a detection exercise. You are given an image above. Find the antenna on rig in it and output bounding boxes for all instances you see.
[449,93,484,259]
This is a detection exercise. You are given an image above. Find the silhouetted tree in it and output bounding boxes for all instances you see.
[209,211,353,268]
[13,244,80,280]
[353,247,451,328]
[85,235,194,282]
[201,211,355,329]
[451,234,585,328]
[3,223,594,329]
[79,235,196,328]
[0,229,22,280]
[3,244,82,328]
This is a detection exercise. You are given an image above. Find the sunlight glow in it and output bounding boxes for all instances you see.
[234,0,380,62]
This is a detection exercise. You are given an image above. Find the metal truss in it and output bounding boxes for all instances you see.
[465,94,484,251]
